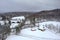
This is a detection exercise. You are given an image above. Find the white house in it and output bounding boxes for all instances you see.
[10,16,25,28]
[11,16,25,23]
[10,16,25,33]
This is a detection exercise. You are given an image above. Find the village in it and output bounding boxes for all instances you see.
[0,14,60,40]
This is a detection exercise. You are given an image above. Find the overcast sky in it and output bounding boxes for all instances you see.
[0,0,60,12]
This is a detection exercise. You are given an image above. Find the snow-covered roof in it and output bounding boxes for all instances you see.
[11,16,25,20]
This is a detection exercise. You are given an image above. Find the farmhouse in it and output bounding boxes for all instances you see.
[10,16,25,34]
[11,16,25,24]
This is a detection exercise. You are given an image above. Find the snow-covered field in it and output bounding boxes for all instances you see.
[6,21,60,40]
[39,21,60,26]
[6,27,60,40]
[6,35,35,40]
[20,27,60,39]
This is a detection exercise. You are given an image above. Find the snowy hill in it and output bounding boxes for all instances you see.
[6,21,60,40]
[6,27,60,40]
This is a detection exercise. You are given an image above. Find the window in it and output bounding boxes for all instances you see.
[12,22,15,23]
[17,21,20,23]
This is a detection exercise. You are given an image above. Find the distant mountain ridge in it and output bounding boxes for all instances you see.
[28,9,60,16]
[0,9,60,20]
[28,9,60,21]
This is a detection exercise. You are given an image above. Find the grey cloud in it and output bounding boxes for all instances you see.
[0,0,60,12]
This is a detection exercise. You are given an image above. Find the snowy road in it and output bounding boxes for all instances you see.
[6,27,60,40]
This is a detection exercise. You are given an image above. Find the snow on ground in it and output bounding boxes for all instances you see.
[35,21,60,30]
[6,21,60,40]
[39,21,60,27]
[20,27,60,39]
[6,35,34,40]
[6,27,60,40]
